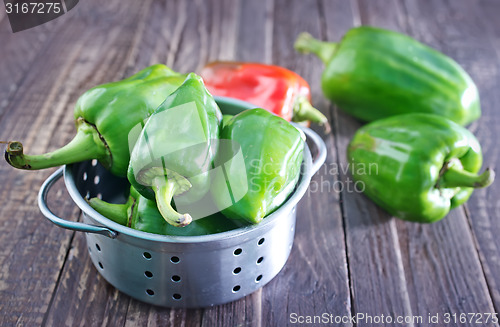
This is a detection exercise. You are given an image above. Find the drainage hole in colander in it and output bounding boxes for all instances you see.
[143,252,152,260]
[144,271,153,278]
[171,275,181,282]
[173,293,182,300]
[170,256,180,263]
[256,275,263,282]
[91,159,98,167]
[232,285,241,293]
[98,262,103,269]
[82,172,88,181]
[233,248,242,256]
[233,267,241,275]
[146,289,155,296]
[97,193,102,199]
[258,238,265,245]
[94,175,100,185]
[95,243,101,252]
[257,257,264,264]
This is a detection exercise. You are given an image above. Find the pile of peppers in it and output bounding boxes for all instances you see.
[5,64,307,233]
[6,25,495,227]
[295,26,495,223]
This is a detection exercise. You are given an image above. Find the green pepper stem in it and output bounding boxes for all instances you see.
[87,196,133,226]
[294,32,337,64]
[4,119,110,170]
[152,176,192,227]
[293,95,331,132]
[439,166,495,189]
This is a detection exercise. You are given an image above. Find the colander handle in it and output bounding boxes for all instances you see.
[299,127,327,175]
[38,168,118,239]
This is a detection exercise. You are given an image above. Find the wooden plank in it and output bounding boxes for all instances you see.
[235,0,274,64]
[128,0,240,75]
[43,232,131,327]
[391,0,499,322]
[0,172,79,326]
[124,301,203,327]
[451,0,500,312]
[396,213,496,326]
[320,0,498,324]
[0,13,96,327]
[0,6,63,120]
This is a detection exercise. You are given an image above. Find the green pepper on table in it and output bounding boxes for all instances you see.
[348,113,494,223]
[5,64,186,177]
[88,186,240,236]
[295,26,480,126]
[128,73,222,227]
[213,108,305,224]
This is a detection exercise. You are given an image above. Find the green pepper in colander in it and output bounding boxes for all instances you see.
[213,108,305,224]
[347,113,494,223]
[127,73,222,227]
[88,186,240,236]
[5,64,186,176]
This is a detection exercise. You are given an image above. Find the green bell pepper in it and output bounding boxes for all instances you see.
[88,186,239,235]
[213,108,304,224]
[348,113,494,223]
[5,64,186,176]
[222,114,233,128]
[294,27,480,126]
[127,73,222,227]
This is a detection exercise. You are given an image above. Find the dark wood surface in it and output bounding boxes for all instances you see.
[0,0,499,326]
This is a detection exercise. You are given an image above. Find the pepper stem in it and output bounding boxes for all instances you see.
[152,176,192,227]
[438,164,495,189]
[87,196,133,226]
[4,118,110,170]
[294,32,338,64]
[293,95,331,132]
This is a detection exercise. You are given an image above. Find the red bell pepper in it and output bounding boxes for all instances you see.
[200,61,328,127]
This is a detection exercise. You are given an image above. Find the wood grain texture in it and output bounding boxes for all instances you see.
[429,0,500,313]
[0,8,63,120]
[0,0,499,326]
[0,10,89,325]
[321,0,498,326]
[235,0,274,64]
[360,0,498,324]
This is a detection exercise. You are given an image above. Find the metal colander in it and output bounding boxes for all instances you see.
[37,97,326,308]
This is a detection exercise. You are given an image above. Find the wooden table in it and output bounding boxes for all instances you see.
[1,0,499,326]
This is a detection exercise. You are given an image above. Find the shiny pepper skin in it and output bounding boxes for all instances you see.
[348,113,494,223]
[5,64,186,176]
